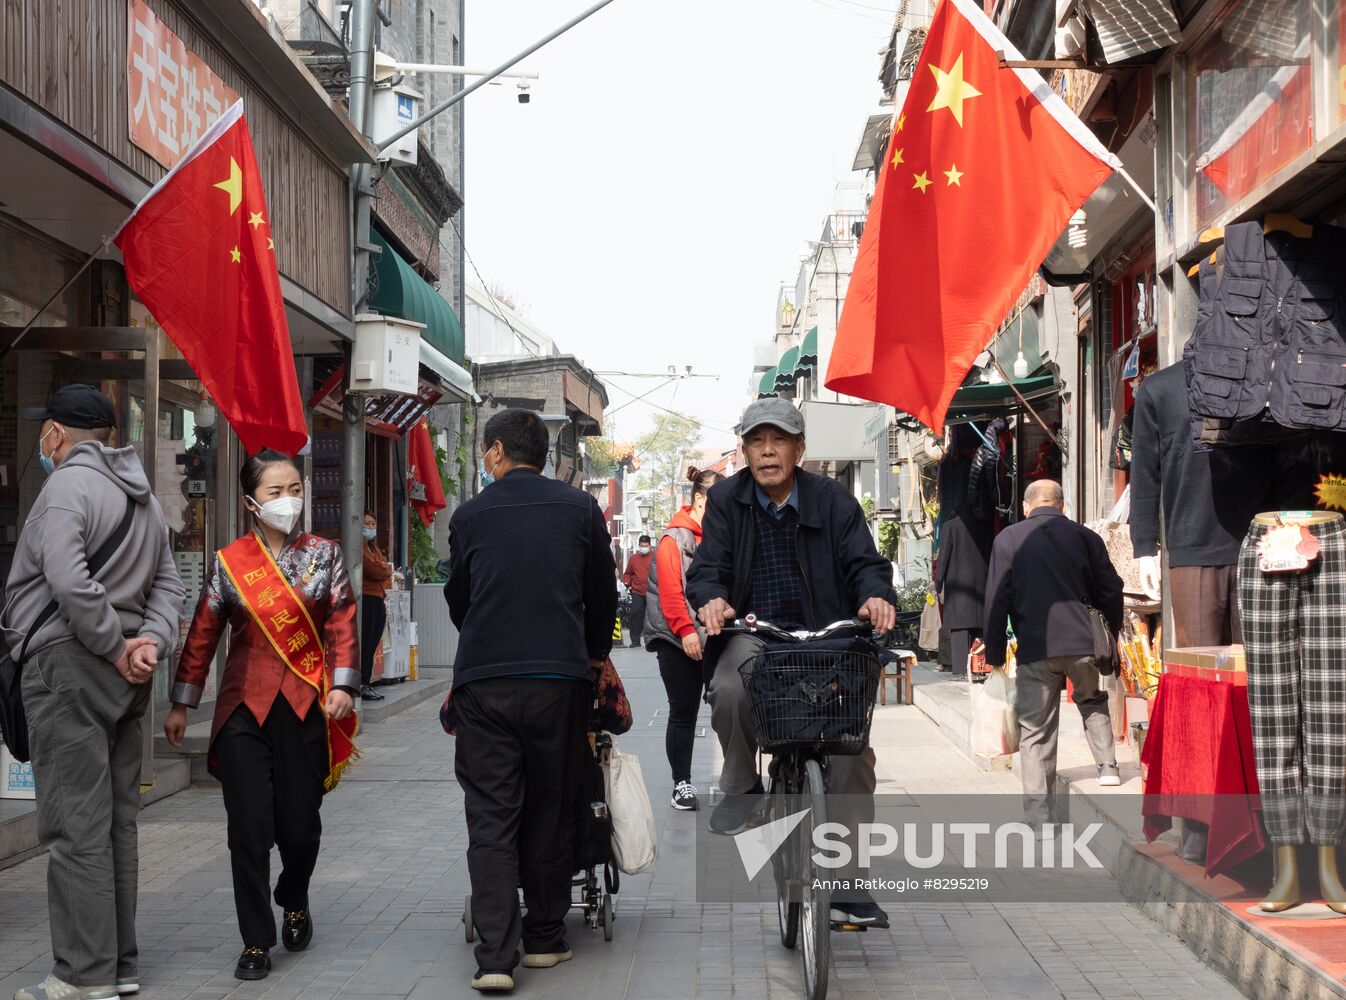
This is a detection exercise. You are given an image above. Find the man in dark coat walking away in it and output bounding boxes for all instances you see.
[445,409,618,993]
[983,479,1124,828]
[688,398,897,926]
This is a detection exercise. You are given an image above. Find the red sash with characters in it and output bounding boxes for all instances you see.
[218,534,359,791]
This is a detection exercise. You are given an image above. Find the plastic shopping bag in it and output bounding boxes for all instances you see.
[970,666,1019,757]
[603,745,658,874]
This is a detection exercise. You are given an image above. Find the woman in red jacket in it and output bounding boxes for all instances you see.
[643,466,724,810]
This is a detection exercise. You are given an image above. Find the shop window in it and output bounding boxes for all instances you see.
[1187,0,1312,228]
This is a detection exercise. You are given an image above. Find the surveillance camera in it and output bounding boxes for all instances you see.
[517,81,531,104]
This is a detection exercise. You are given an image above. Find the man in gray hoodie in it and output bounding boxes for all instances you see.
[1,384,185,1000]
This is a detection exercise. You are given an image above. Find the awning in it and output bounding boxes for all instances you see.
[1040,117,1154,280]
[420,340,477,403]
[307,362,447,439]
[799,327,819,368]
[370,229,465,364]
[1074,0,1180,64]
[758,367,778,398]
[775,347,801,389]
[945,374,1058,423]
[851,111,894,172]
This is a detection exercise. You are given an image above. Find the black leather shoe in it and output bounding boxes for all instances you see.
[282,910,313,952]
[234,947,271,980]
[360,684,385,701]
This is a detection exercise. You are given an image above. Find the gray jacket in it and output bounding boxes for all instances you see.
[644,523,707,650]
[1,441,185,662]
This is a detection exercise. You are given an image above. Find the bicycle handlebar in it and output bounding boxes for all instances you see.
[721,615,874,644]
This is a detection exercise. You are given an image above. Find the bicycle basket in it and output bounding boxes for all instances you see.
[739,647,882,755]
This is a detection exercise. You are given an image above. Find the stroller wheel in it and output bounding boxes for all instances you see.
[601,893,614,941]
[463,895,475,943]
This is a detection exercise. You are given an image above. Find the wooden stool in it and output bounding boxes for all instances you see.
[879,649,916,705]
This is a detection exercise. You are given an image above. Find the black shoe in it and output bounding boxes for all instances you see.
[830,900,890,928]
[282,909,312,951]
[671,781,699,811]
[708,780,764,835]
[360,685,385,701]
[234,947,271,981]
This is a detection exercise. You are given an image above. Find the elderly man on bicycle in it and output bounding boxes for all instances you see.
[688,398,897,927]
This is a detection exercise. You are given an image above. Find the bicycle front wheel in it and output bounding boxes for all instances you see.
[799,758,831,1000]
[769,767,801,949]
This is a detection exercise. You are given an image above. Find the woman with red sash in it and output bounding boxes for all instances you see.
[164,450,358,982]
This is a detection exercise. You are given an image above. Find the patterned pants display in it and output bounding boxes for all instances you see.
[1238,516,1346,846]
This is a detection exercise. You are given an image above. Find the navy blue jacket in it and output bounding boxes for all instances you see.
[686,468,895,631]
[444,467,617,685]
[983,507,1123,666]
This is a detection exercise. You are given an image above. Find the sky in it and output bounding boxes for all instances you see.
[463,0,896,449]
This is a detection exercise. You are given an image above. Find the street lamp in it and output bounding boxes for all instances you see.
[637,499,654,526]
[583,479,606,502]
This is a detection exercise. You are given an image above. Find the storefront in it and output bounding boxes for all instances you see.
[0,0,373,779]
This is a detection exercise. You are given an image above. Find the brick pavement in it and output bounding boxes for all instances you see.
[0,647,1245,1000]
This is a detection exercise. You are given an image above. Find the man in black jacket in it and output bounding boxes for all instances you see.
[444,409,617,993]
[983,479,1124,827]
[687,398,896,925]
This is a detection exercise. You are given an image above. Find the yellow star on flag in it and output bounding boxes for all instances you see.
[248,211,265,229]
[214,157,243,215]
[912,171,932,193]
[891,146,905,169]
[895,112,906,132]
[229,246,241,263]
[267,237,275,251]
[926,54,982,127]
[944,163,964,186]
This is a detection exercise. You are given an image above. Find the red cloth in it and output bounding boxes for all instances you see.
[1141,672,1264,877]
[407,420,447,526]
[657,507,701,639]
[113,101,306,455]
[824,0,1114,431]
[622,550,653,596]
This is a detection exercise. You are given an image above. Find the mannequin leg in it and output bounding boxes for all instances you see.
[1261,846,1301,912]
[1318,846,1346,914]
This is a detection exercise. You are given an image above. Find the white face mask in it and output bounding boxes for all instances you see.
[248,495,303,535]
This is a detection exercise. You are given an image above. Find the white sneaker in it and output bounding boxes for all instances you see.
[15,976,118,1000]
[115,979,137,996]
[1098,763,1122,787]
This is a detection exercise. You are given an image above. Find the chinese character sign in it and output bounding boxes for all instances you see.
[128,0,238,169]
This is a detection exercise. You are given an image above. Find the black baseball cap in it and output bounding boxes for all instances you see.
[24,384,118,429]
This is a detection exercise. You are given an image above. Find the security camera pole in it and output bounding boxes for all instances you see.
[343,0,621,591]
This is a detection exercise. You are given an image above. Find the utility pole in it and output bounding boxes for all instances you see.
[344,0,379,607]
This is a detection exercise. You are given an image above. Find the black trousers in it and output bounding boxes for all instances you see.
[360,595,387,686]
[214,694,327,949]
[628,593,647,645]
[454,678,589,972]
[950,627,981,677]
[655,641,703,784]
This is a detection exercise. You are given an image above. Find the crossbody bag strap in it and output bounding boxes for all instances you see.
[17,495,138,664]
[1038,521,1095,611]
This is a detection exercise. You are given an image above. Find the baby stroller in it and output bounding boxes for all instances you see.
[462,725,620,942]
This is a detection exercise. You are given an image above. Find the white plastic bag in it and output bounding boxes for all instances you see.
[970,667,1019,757]
[603,745,658,875]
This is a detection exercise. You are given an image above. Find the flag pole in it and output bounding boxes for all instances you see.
[0,236,112,364]
[1114,165,1157,214]
[985,351,1065,451]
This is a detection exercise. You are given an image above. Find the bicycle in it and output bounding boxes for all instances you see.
[724,615,883,1000]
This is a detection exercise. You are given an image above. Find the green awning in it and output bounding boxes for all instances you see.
[758,367,778,398]
[369,230,465,365]
[945,374,1058,423]
[798,327,818,367]
[775,347,800,388]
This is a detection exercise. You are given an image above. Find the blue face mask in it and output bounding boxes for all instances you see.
[38,427,57,476]
[479,451,497,488]
[363,527,377,541]
[638,546,651,556]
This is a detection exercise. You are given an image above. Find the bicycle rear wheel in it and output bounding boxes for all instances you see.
[799,758,831,1000]
[769,766,801,949]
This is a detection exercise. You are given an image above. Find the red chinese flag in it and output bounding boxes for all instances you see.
[826,0,1117,431]
[407,420,447,527]
[113,101,307,456]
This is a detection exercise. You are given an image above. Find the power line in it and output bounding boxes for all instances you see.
[444,214,538,357]
[599,376,737,437]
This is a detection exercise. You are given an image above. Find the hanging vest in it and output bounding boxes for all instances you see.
[1188,221,1346,431]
